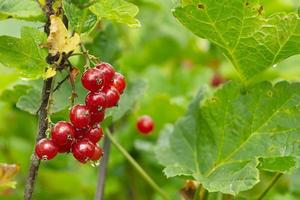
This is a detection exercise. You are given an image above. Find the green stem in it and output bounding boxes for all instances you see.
[193,184,201,200]
[257,173,282,200]
[105,128,170,200]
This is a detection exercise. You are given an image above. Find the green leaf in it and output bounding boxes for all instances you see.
[258,156,297,173]
[155,81,300,195]
[90,0,140,28]
[174,1,300,79]
[62,1,97,33]
[0,27,48,79]
[0,0,43,20]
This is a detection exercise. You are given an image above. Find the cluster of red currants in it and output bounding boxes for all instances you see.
[35,62,126,163]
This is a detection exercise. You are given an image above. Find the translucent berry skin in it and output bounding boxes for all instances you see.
[74,127,90,139]
[85,92,106,110]
[81,68,105,91]
[51,121,75,146]
[136,115,154,134]
[103,86,120,108]
[72,140,95,163]
[57,141,72,153]
[90,109,105,126]
[91,145,103,161]
[211,74,224,88]
[96,62,115,83]
[86,126,103,144]
[70,105,91,129]
[112,72,126,94]
[35,139,58,160]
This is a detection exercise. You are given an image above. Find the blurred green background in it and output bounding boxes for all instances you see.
[1,0,300,199]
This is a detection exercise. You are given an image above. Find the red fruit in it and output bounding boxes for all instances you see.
[211,74,224,88]
[91,145,103,161]
[95,62,115,83]
[57,141,72,153]
[136,115,154,135]
[81,68,105,91]
[72,140,95,163]
[85,92,106,110]
[86,126,103,144]
[35,139,58,160]
[74,127,90,139]
[90,109,105,126]
[112,72,126,94]
[103,86,120,108]
[70,105,91,129]
[51,121,75,146]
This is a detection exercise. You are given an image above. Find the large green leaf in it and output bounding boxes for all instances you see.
[0,27,48,79]
[0,0,43,20]
[155,81,300,195]
[174,0,300,79]
[90,0,140,28]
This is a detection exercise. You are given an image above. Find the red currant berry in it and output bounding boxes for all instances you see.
[103,86,120,108]
[211,74,224,88]
[95,62,115,83]
[51,121,75,146]
[35,139,58,160]
[74,127,90,139]
[57,141,72,153]
[86,125,103,144]
[90,109,105,126]
[112,72,126,94]
[70,105,91,129]
[85,91,106,110]
[91,145,103,161]
[81,68,105,91]
[72,140,95,163]
[136,115,154,135]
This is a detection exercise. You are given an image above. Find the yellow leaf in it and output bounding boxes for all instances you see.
[46,15,80,55]
[43,68,57,79]
[0,163,20,190]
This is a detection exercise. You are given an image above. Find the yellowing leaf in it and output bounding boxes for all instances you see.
[46,15,80,55]
[43,67,56,79]
[0,163,20,190]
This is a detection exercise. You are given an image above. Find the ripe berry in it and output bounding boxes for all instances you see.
[51,121,75,146]
[72,140,95,163]
[91,145,103,161]
[35,139,58,160]
[211,74,224,88]
[74,127,90,139]
[57,141,72,153]
[86,125,103,144]
[103,86,120,108]
[112,72,126,94]
[70,105,91,129]
[136,115,154,134]
[96,62,115,83]
[81,68,105,91]
[90,109,105,126]
[85,92,106,110]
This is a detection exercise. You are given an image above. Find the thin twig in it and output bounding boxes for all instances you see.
[256,173,282,200]
[94,126,113,200]
[53,74,70,92]
[105,128,170,200]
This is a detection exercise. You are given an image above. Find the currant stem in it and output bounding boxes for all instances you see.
[256,173,282,200]
[105,128,170,200]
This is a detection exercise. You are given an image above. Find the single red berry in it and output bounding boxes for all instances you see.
[211,74,224,88]
[90,109,105,126]
[86,125,104,144]
[91,145,103,161]
[81,68,105,91]
[72,140,95,163]
[85,91,106,110]
[112,72,126,94]
[51,121,75,146]
[74,127,90,139]
[57,141,72,153]
[70,105,91,129]
[103,86,120,108]
[35,139,58,160]
[95,62,115,83]
[136,115,154,135]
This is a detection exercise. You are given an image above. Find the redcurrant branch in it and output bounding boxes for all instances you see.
[105,128,170,200]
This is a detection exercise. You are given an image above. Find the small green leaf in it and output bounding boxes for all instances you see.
[62,0,97,33]
[0,27,48,79]
[156,81,300,195]
[0,0,43,20]
[90,0,140,28]
[174,0,300,79]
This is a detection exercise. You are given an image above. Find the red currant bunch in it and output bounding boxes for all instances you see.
[35,62,126,164]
